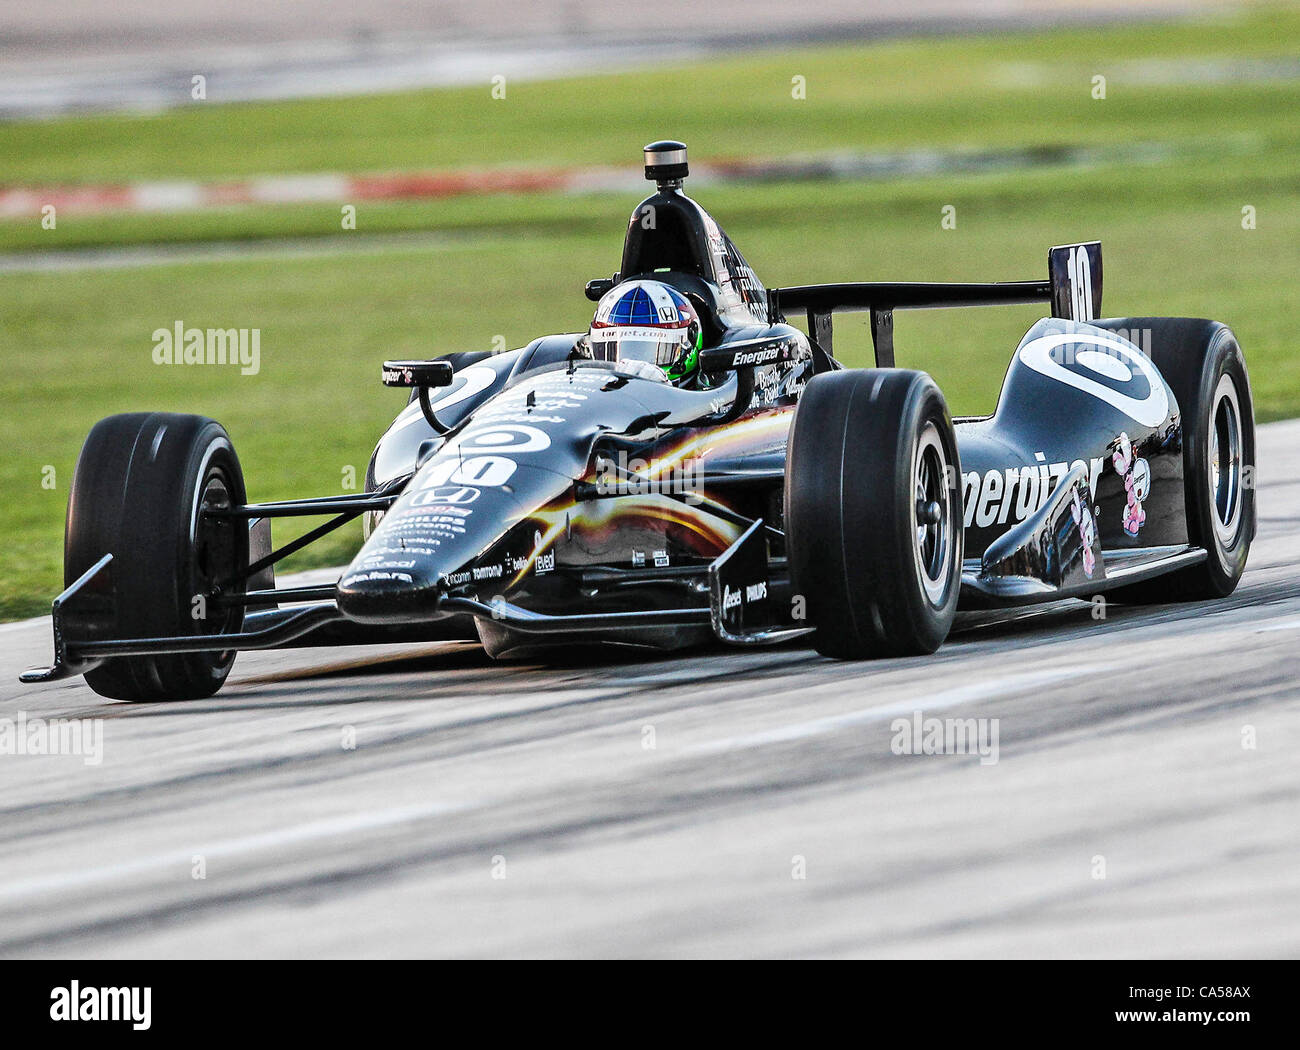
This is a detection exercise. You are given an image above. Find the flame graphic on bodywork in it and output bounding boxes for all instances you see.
[647,407,794,475]
[505,407,794,589]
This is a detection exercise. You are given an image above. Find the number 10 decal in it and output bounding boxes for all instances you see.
[1049,242,1102,322]
[1068,246,1093,322]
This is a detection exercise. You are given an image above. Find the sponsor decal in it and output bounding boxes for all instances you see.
[653,549,670,568]
[361,546,437,560]
[1018,329,1169,427]
[730,345,786,368]
[383,508,469,534]
[533,530,555,574]
[446,423,551,456]
[591,325,684,342]
[341,570,414,585]
[410,485,481,506]
[412,422,557,496]
[632,550,645,568]
[722,580,768,618]
[756,367,782,405]
[963,456,1105,530]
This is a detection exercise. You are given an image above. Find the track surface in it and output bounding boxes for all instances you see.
[2,420,1298,958]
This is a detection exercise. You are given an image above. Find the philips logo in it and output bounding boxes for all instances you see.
[723,581,766,614]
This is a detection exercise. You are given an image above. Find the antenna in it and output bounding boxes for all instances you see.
[643,140,688,190]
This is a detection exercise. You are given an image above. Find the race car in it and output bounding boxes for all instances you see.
[22,140,1255,700]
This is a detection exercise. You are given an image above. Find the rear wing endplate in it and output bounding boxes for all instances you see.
[768,241,1101,367]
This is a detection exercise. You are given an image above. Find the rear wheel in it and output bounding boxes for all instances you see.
[786,369,963,658]
[66,413,249,700]
[1094,319,1255,601]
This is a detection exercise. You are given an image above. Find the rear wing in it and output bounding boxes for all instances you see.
[768,242,1101,367]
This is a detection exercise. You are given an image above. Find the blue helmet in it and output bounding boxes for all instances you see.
[588,280,703,381]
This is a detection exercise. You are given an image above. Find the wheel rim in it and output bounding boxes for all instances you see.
[912,422,954,606]
[196,472,243,638]
[1209,372,1244,547]
[188,440,244,665]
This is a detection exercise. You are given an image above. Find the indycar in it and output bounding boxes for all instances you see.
[22,140,1255,700]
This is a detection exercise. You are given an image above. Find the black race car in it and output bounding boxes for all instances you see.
[22,141,1255,700]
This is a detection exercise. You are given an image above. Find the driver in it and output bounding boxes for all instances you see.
[582,279,703,384]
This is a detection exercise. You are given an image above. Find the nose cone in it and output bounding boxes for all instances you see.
[336,558,443,625]
[335,465,553,625]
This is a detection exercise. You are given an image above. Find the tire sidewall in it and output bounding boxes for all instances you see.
[787,370,962,658]
[1187,331,1254,592]
[872,379,962,652]
[69,413,248,699]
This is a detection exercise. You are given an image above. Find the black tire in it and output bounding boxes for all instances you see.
[66,413,249,700]
[1094,319,1255,601]
[786,369,963,658]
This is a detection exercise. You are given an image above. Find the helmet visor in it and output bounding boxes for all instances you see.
[589,325,695,374]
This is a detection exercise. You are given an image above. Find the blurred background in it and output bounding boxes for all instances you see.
[1,0,1296,618]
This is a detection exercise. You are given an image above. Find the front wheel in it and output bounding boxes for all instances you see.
[785,369,963,659]
[66,413,249,700]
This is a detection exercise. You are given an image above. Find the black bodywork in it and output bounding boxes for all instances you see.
[22,149,1223,683]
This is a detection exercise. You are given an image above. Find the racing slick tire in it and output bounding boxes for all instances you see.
[66,413,249,700]
[786,368,963,658]
[1094,319,1255,601]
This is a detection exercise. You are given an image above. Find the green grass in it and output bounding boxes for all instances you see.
[1,4,1297,619]
[2,4,1297,186]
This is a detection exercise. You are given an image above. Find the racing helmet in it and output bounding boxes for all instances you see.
[588,279,702,382]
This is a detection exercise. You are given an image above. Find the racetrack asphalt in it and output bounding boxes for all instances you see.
[1,419,1297,958]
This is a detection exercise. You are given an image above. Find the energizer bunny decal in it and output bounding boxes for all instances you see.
[1069,486,1098,578]
[1111,432,1151,537]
